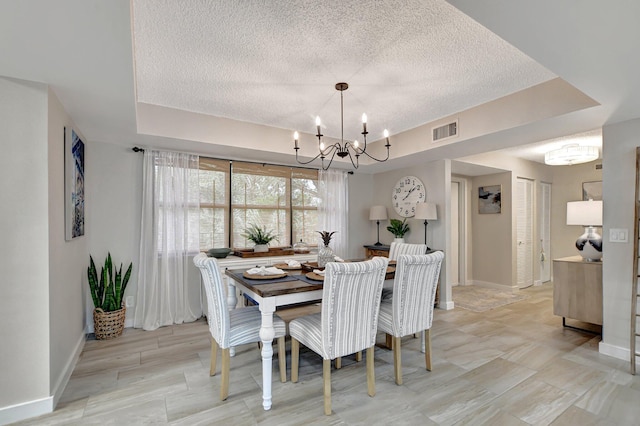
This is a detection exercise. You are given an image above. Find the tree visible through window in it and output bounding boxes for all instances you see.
[197,158,319,251]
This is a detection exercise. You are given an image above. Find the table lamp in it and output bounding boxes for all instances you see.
[566,199,603,261]
[415,202,438,249]
[369,205,388,246]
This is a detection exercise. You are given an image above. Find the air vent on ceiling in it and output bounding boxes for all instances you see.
[432,120,458,142]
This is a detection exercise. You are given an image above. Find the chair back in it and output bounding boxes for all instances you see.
[388,242,428,260]
[391,251,444,336]
[193,253,231,348]
[320,257,389,359]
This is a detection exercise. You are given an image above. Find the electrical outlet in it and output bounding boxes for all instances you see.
[125,296,134,307]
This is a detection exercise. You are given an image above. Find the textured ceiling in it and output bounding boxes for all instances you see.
[131,0,556,143]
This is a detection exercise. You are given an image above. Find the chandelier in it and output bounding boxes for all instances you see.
[293,82,391,170]
[544,144,599,166]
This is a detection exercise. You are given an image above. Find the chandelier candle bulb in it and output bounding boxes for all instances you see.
[315,116,322,136]
[362,113,367,133]
[294,131,299,149]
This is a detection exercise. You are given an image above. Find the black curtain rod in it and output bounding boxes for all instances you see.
[131,146,354,174]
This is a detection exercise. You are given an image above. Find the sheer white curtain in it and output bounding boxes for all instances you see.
[134,150,202,331]
[318,169,349,257]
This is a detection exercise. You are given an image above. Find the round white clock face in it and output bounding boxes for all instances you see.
[392,176,426,217]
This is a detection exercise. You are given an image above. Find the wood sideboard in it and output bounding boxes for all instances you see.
[552,256,603,327]
[363,244,390,258]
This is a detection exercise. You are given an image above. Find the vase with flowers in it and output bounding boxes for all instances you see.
[317,231,336,268]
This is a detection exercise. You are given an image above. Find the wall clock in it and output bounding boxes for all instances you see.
[392,175,426,217]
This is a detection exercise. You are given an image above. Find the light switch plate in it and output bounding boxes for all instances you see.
[609,228,628,243]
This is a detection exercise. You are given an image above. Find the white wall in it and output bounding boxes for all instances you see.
[600,118,640,360]
[86,141,142,328]
[0,77,51,419]
[47,89,88,404]
[550,162,602,260]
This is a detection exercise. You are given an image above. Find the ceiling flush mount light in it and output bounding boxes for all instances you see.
[293,82,391,170]
[544,144,599,166]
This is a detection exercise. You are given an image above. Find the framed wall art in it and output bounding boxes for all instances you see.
[65,127,85,240]
[478,185,501,214]
[582,180,602,201]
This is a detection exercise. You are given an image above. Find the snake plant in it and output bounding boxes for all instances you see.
[88,253,132,312]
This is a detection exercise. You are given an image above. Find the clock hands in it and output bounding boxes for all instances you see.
[402,185,417,200]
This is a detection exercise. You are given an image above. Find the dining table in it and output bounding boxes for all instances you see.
[224,262,396,411]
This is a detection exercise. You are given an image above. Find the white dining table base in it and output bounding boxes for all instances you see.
[226,275,322,411]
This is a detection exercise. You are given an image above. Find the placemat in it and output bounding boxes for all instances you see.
[243,271,287,280]
[272,263,303,270]
[289,274,324,285]
[234,273,300,285]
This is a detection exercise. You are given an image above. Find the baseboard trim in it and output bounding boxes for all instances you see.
[51,331,85,408]
[534,279,542,287]
[0,396,53,426]
[599,341,630,363]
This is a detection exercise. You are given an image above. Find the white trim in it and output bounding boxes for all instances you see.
[51,332,85,408]
[534,279,542,286]
[0,396,53,426]
[599,341,630,362]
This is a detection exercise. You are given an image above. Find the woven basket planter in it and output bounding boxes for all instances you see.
[93,307,126,340]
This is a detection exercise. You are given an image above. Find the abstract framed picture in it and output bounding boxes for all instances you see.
[478,185,501,214]
[582,180,602,201]
[65,127,85,240]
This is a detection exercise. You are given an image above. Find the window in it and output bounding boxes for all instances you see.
[197,158,319,250]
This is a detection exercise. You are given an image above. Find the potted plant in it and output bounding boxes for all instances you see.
[387,218,410,243]
[243,224,278,252]
[87,253,132,340]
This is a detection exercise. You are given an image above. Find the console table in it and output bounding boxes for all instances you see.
[363,244,390,258]
[552,256,602,330]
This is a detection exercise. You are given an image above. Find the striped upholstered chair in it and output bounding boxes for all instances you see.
[383,242,428,301]
[289,257,389,415]
[388,241,428,261]
[193,253,287,400]
[377,251,444,385]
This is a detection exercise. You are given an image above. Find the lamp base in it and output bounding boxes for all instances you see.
[576,226,602,262]
[374,242,383,246]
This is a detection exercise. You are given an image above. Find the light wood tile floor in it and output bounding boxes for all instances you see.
[13,284,640,425]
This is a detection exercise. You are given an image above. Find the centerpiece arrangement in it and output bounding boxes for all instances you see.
[387,218,410,243]
[317,230,336,267]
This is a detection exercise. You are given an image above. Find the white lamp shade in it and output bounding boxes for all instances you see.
[567,200,602,226]
[415,202,437,220]
[369,205,388,221]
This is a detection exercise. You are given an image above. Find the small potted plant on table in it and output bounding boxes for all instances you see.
[243,224,278,252]
[387,218,410,243]
[87,253,132,340]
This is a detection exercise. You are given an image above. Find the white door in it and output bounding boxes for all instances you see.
[539,182,552,283]
[450,181,460,286]
[516,178,534,289]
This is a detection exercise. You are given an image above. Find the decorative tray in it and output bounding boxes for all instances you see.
[305,272,325,281]
[273,263,303,270]
[233,247,295,258]
[242,271,287,280]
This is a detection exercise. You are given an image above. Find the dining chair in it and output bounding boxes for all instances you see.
[383,242,428,301]
[289,257,389,415]
[193,253,287,401]
[388,242,428,261]
[377,251,444,385]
